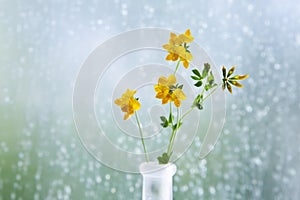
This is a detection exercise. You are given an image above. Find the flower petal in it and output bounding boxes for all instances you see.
[168,74,177,85]
[166,53,173,61]
[222,81,227,90]
[124,113,130,120]
[174,98,181,107]
[227,83,232,93]
[173,88,186,100]
[229,80,243,88]
[230,74,249,80]
[227,66,235,77]
[222,66,226,78]
[114,98,123,105]
[183,60,189,68]
[158,76,168,86]
[185,29,191,36]
[131,98,141,110]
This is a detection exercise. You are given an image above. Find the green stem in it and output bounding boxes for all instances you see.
[176,107,180,129]
[167,129,175,156]
[181,105,196,121]
[169,102,173,126]
[172,108,180,152]
[181,84,221,121]
[135,112,149,162]
[174,60,181,74]
[202,84,221,102]
[167,107,180,157]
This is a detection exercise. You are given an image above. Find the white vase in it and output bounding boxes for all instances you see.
[139,162,177,200]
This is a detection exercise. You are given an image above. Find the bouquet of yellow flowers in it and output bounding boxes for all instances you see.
[114,29,248,164]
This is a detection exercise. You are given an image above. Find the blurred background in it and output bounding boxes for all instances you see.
[1,0,300,199]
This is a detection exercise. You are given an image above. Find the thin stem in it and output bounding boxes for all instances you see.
[166,102,174,155]
[202,84,221,102]
[167,129,175,156]
[174,60,181,74]
[166,59,181,157]
[169,102,173,126]
[176,107,180,129]
[171,107,180,153]
[135,112,149,162]
[167,107,180,157]
[181,105,196,121]
[181,84,221,121]
[200,87,206,99]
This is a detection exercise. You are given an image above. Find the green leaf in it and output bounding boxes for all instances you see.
[202,63,210,78]
[197,94,203,100]
[194,81,203,87]
[178,84,183,89]
[205,83,217,91]
[173,122,183,130]
[169,85,176,90]
[194,94,203,102]
[196,102,203,110]
[208,71,214,83]
[160,121,169,128]
[191,75,200,80]
[192,69,201,77]
[160,116,169,128]
[193,94,204,110]
[160,116,167,122]
[204,71,216,91]
[204,85,209,91]
[157,153,170,164]
[205,84,213,91]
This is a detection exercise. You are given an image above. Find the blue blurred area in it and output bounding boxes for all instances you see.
[0,0,300,199]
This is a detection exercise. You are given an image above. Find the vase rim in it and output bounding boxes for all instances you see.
[139,161,177,177]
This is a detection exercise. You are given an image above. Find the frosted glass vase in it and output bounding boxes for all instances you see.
[139,162,177,200]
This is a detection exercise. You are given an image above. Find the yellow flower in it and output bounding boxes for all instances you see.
[154,74,175,104]
[163,45,193,68]
[222,66,249,93]
[180,54,192,69]
[169,32,179,45]
[154,74,186,107]
[155,84,172,104]
[165,52,179,61]
[171,88,186,107]
[169,29,194,45]
[114,89,141,120]
[163,29,194,68]
[157,74,176,86]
